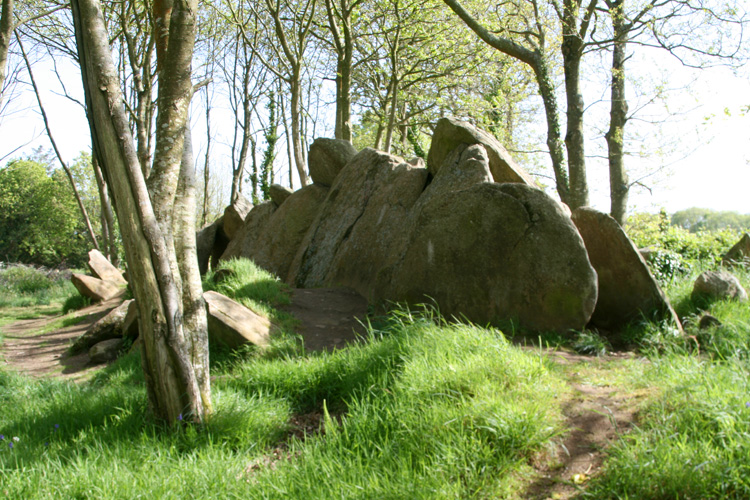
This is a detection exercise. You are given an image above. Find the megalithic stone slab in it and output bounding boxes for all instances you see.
[72,299,133,353]
[204,290,271,348]
[722,233,750,267]
[71,273,124,302]
[427,117,536,186]
[571,207,683,334]
[88,249,127,285]
[223,195,253,240]
[308,138,358,187]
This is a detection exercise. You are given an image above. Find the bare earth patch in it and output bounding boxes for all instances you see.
[526,350,646,500]
[1,297,124,381]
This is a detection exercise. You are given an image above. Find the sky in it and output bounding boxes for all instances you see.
[1,48,748,216]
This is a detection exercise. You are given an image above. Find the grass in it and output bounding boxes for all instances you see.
[2,257,750,498]
[578,264,750,499]
[0,290,569,498]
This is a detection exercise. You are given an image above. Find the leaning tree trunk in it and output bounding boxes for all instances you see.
[606,0,630,225]
[71,0,210,424]
[17,32,100,252]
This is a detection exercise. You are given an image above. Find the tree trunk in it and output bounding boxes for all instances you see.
[290,70,309,187]
[384,76,398,153]
[0,0,12,107]
[606,0,630,224]
[71,0,210,424]
[202,88,211,226]
[561,0,589,209]
[533,61,570,204]
[92,155,119,265]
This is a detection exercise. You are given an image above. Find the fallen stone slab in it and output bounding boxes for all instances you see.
[204,290,271,348]
[71,273,124,302]
[88,249,127,285]
[71,299,133,353]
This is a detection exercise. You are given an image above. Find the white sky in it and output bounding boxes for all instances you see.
[1,47,748,216]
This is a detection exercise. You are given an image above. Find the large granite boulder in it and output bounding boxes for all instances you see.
[87,249,127,285]
[223,195,253,240]
[427,117,535,186]
[269,183,294,206]
[220,201,277,262]
[308,138,358,187]
[288,148,429,291]
[247,184,329,279]
[71,273,124,302]
[204,291,271,348]
[692,270,748,303]
[571,208,683,333]
[196,216,228,275]
[385,183,597,332]
[71,299,134,353]
[722,233,750,267]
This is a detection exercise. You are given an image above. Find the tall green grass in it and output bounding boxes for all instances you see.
[1,258,569,498]
[580,263,750,499]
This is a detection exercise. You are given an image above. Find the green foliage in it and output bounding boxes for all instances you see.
[626,210,743,280]
[572,330,611,356]
[583,358,750,499]
[62,294,91,314]
[0,159,90,267]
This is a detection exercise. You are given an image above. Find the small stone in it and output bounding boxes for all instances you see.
[698,314,722,330]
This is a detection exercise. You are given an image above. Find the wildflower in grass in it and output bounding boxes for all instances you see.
[12,437,18,442]
[746,402,750,408]
[8,442,12,449]
[54,424,59,430]
[0,435,3,440]
[178,414,183,421]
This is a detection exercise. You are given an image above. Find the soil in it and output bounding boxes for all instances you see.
[525,350,645,500]
[1,296,124,381]
[1,288,640,498]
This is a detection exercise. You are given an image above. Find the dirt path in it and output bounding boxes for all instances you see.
[1,297,124,381]
[526,350,644,500]
[1,287,369,380]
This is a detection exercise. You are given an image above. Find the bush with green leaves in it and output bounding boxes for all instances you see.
[0,159,89,267]
[626,211,742,277]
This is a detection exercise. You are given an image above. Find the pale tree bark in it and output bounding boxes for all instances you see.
[92,154,119,265]
[324,0,358,142]
[559,0,598,209]
[605,0,629,224]
[71,0,210,423]
[16,31,100,252]
[0,0,12,106]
